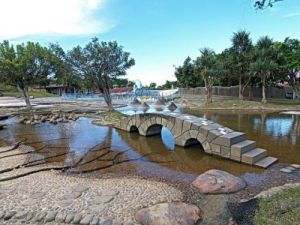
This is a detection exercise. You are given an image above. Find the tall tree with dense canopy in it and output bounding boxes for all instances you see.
[275,38,300,99]
[0,41,55,109]
[68,38,135,111]
[175,57,203,88]
[250,36,278,103]
[231,30,253,100]
[194,48,218,104]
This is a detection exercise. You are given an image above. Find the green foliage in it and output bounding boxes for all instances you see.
[149,82,157,89]
[67,37,135,109]
[157,80,178,90]
[175,57,204,88]
[0,40,56,108]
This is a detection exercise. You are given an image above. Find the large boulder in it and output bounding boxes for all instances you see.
[192,169,246,194]
[135,202,200,225]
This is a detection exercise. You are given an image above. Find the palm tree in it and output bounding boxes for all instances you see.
[194,48,217,104]
[231,30,253,100]
[250,36,278,104]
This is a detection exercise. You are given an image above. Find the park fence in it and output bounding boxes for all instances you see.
[177,85,294,99]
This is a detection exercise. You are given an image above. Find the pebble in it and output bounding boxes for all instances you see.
[100,219,113,225]
[94,195,114,204]
[55,212,67,223]
[15,211,28,219]
[80,214,94,225]
[91,217,99,225]
[285,166,296,171]
[72,185,90,193]
[34,211,46,222]
[280,168,293,173]
[73,214,82,224]
[65,213,75,223]
[45,211,57,222]
[26,212,34,221]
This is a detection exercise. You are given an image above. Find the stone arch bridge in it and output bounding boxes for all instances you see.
[114,112,278,168]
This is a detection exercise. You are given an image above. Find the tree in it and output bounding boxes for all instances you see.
[68,38,135,111]
[175,57,203,88]
[0,40,55,109]
[149,82,157,89]
[254,0,283,9]
[194,48,218,104]
[275,38,300,99]
[231,30,253,100]
[250,36,278,103]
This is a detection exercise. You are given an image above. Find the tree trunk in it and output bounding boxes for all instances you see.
[249,85,253,100]
[17,85,32,110]
[238,75,243,100]
[261,76,267,104]
[205,85,213,104]
[98,77,113,111]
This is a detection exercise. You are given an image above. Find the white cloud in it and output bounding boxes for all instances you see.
[0,0,113,39]
[282,12,300,18]
[127,64,177,86]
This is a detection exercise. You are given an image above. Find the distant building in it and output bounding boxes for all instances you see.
[45,85,75,96]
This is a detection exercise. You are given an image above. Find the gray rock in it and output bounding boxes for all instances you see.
[89,204,106,214]
[4,211,16,220]
[135,202,201,225]
[34,211,46,222]
[80,214,94,225]
[73,214,82,224]
[21,199,37,206]
[55,212,67,223]
[72,185,89,193]
[91,217,99,225]
[94,196,114,204]
[65,213,75,223]
[15,211,28,219]
[0,211,5,219]
[26,212,34,221]
[45,211,57,222]
[280,168,292,173]
[192,169,246,194]
[100,190,119,196]
[100,219,113,225]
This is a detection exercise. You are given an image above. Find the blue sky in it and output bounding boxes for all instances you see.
[1,0,300,84]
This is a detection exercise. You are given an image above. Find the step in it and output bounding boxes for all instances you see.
[212,132,246,147]
[241,148,267,165]
[255,157,278,168]
[231,140,256,157]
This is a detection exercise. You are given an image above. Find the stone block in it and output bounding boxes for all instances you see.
[211,144,221,153]
[221,146,231,158]
[207,129,223,143]
[172,118,183,137]
[161,118,168,127]
[202,141,211,153]
[175,134,185,147]
[156,116,162,125]
[197,133,206,144]
[182,120,192,133]
[189,130,199,139]
[212,132,246,147]
[199,124,222,138]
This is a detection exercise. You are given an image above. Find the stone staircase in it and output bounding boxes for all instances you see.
[229,136,278,168]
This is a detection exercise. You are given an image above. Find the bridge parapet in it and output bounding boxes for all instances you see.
[115,112,277,168]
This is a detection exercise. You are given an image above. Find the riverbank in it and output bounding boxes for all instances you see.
[177,95,300,112]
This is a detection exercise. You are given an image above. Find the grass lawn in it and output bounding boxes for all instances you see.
[254,187,300,225]
[0,84,56,98]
